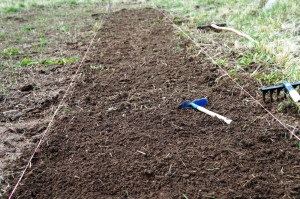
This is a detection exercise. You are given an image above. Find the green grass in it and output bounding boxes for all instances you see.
[6,6,20,12]
[2,47,22,56]
[40,57,78,65]
[22,26,36,31]
[18,58,38,67]
[1,0,299,85]
[0,0,103,11]
[147,0,300,84]
[2,0,296,85]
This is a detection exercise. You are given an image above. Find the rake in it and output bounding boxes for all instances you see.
[179,98,232,124]
[261,81,300,103]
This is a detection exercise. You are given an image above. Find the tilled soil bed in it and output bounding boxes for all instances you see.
[8,8,300,199]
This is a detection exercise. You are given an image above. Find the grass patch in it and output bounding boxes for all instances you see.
[40,57,78,65]
[6,6,20,12]
[260,70,285,85]
[2,47,22,56]
[39,38,48,46]
[149,0,300,83]
[22,26,36,31]
[68,0,79,5]
[18,58,38,67]
[0,0,102,12]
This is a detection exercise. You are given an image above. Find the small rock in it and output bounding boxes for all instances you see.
[9,134,24,142]
[144,170,154,177]
[182,174,190,178]
[2,110,23,121]
[209,67,217,72]
[263,0,277,11]
[49,90,60,99]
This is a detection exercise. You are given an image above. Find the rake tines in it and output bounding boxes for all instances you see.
[262,81,300,103]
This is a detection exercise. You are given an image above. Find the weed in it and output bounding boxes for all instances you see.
[261,70,284,85]
[6,6,20,12]
[227,65,239,77]
[39,38,48,46]
[2,47,22,56]
[19,3,25,8]
[279,180,284,184]
[40,57,78,65]
[30,2,38,7]
[22,26,36,31]
[216,58,227,66]
[125,190,129,197]
[277,101,294,112]
[69,0,79,5]
[61,107,75,113]
[173,17,183,24]
[237,51,275,71]
[18,58,38,67]
[237,56,252,67]
[39,58,53,65]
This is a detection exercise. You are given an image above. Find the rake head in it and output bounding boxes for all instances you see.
[262,81,300,102]
[179,98,208,109]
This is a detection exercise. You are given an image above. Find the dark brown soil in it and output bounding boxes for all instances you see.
[7,8,300,199]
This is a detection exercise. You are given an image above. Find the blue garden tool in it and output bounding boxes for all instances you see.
[261,81,300,103]
[179,98,232,124]
[179,98,208,109]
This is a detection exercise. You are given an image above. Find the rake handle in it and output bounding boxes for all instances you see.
[191,103,232,124]
[283,81,300,103]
